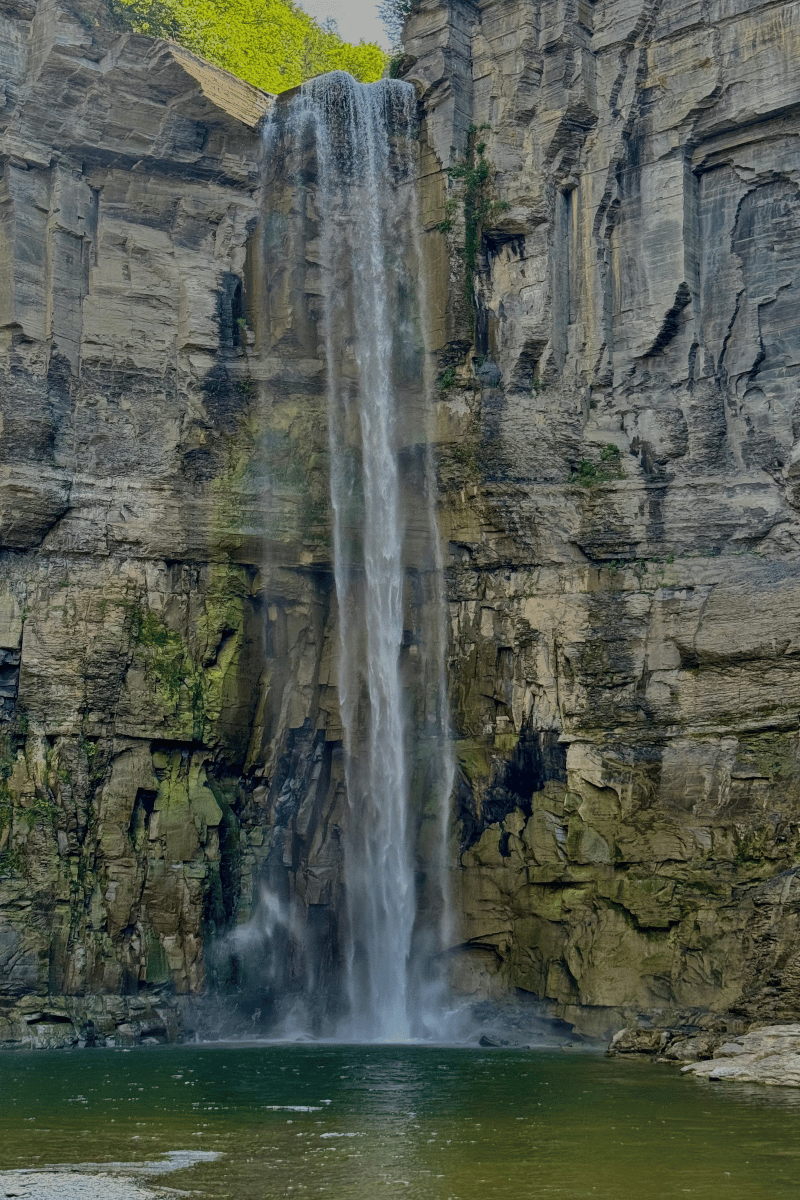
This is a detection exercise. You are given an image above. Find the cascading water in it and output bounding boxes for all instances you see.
[230,72,454,1042]
[308,72,452,1041]
[307,74,417,1039]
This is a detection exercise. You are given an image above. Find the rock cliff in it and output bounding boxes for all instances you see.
[1,0,800,1046]
[0,0,273,1044]
[403,0,800,1038]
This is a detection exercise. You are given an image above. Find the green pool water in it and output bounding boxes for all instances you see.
[1,1043,799,1198]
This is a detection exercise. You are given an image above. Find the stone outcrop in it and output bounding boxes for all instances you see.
[2,0,800,1048]
[608,1021,800,1088]
[682,1024,800,1085]
[611,1022,800,1089]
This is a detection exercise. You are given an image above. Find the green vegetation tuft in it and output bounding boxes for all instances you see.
[0,715,27,816]
[571,443,624,487]
[0,712,57,871]
[107,0,389,94]
[130,604,208,733]
[442,125,509,309]
[24,794,59,831]
[449,442,479,475]
[737,733,799,785]
[0,847,23,878]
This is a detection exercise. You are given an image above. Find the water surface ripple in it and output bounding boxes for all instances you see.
[2,1044,799,1198]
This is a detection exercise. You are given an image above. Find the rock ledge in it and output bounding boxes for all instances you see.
[682,1025,800,1088]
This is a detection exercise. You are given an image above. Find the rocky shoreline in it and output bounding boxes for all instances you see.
[0,1152,220,1200]
[0,992,188,1050]
[8,994,800,1091]
[609,1023,800,1089]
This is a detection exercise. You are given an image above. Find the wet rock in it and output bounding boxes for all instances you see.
[401,0,800,1038]
[660,1034,719,1063]
[28,1022,78,1050]
[608,1028,669,1057]
[0,0,274,1041]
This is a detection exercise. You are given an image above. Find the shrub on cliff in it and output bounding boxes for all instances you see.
[108,0,388,92]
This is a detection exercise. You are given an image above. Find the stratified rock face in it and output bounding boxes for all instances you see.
[3,0,800,1047]
[0,0,277,1043]
[402,0,800,1036]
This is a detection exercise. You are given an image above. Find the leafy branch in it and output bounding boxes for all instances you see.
[438,125,509,315]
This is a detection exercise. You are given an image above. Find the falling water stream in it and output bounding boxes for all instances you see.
[8,68,800,1200]
[257,73,454,1041]
[316,75,418,1041]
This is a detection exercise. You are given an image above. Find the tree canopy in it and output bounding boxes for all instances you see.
[109,0,389,93]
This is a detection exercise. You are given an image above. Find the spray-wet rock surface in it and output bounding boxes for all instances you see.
[0,0,800,1060]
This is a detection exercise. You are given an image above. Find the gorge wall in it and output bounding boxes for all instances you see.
[403,0,800,1038]
[0,0,274,1044]
[1,0,800,1046]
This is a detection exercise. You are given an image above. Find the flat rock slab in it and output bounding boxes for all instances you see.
[0,1173,178,1200]
[682,1025,800,1087]
[0,1152,220,1198]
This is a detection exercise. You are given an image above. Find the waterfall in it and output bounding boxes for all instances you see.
[315,74,416,1040]
[254,72,454,1042]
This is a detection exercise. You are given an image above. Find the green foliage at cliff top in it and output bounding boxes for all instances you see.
[109,0,389,93]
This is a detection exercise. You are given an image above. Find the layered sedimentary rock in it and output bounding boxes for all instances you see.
[681,1024,800,1084]
[0,0,274,1043]
[402,0,800,1037]
[2,0,800,1046]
